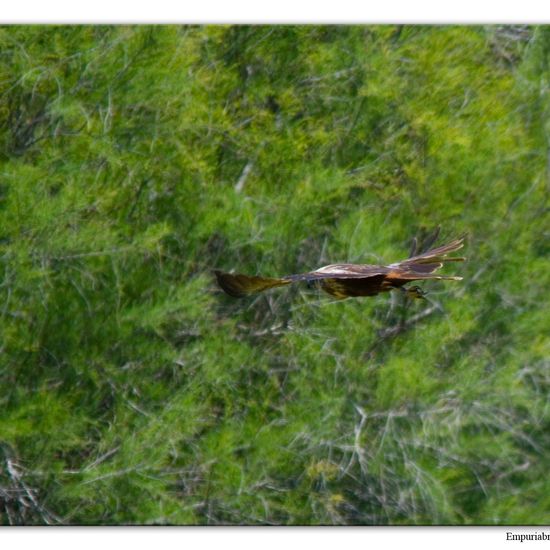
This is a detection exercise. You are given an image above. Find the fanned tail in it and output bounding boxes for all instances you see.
[214,270,291,297]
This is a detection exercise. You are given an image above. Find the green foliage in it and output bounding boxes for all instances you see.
[0,24,548,525]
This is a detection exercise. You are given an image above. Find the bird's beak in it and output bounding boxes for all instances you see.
[406,286,427,300]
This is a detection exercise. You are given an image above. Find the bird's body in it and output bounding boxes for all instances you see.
[214,237,465,300]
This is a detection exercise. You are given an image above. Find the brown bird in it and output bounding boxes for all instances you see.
[214,237,465,300]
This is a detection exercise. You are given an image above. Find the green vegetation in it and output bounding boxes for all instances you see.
[0,25,548,525]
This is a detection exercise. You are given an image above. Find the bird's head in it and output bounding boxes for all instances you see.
[405,285,427,300]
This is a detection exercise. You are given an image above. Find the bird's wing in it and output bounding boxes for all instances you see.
[400,237,465,263]
[214,265,389,297]
[284,264,390,281]
[390,237,466,274]
[386,270,463,282]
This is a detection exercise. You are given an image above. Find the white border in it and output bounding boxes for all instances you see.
[1,0,550,23]
[0,526,547,550]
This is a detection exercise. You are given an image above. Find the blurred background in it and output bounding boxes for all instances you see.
[0,25,548,524]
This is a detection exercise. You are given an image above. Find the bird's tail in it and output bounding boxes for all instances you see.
[214,270,291,297]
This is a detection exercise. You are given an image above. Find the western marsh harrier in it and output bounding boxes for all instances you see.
[215,237,465,300]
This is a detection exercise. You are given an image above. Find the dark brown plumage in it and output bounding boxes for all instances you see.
[214,237,465,300]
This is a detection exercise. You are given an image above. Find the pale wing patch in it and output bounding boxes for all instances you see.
[314,264,358,275]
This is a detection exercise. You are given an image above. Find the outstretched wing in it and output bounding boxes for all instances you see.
[285,264,390,281]
[386,271,463,282]
[214,264,389,297]
[389,236,466,276]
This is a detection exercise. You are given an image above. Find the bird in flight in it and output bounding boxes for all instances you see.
[214,237,465,300]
